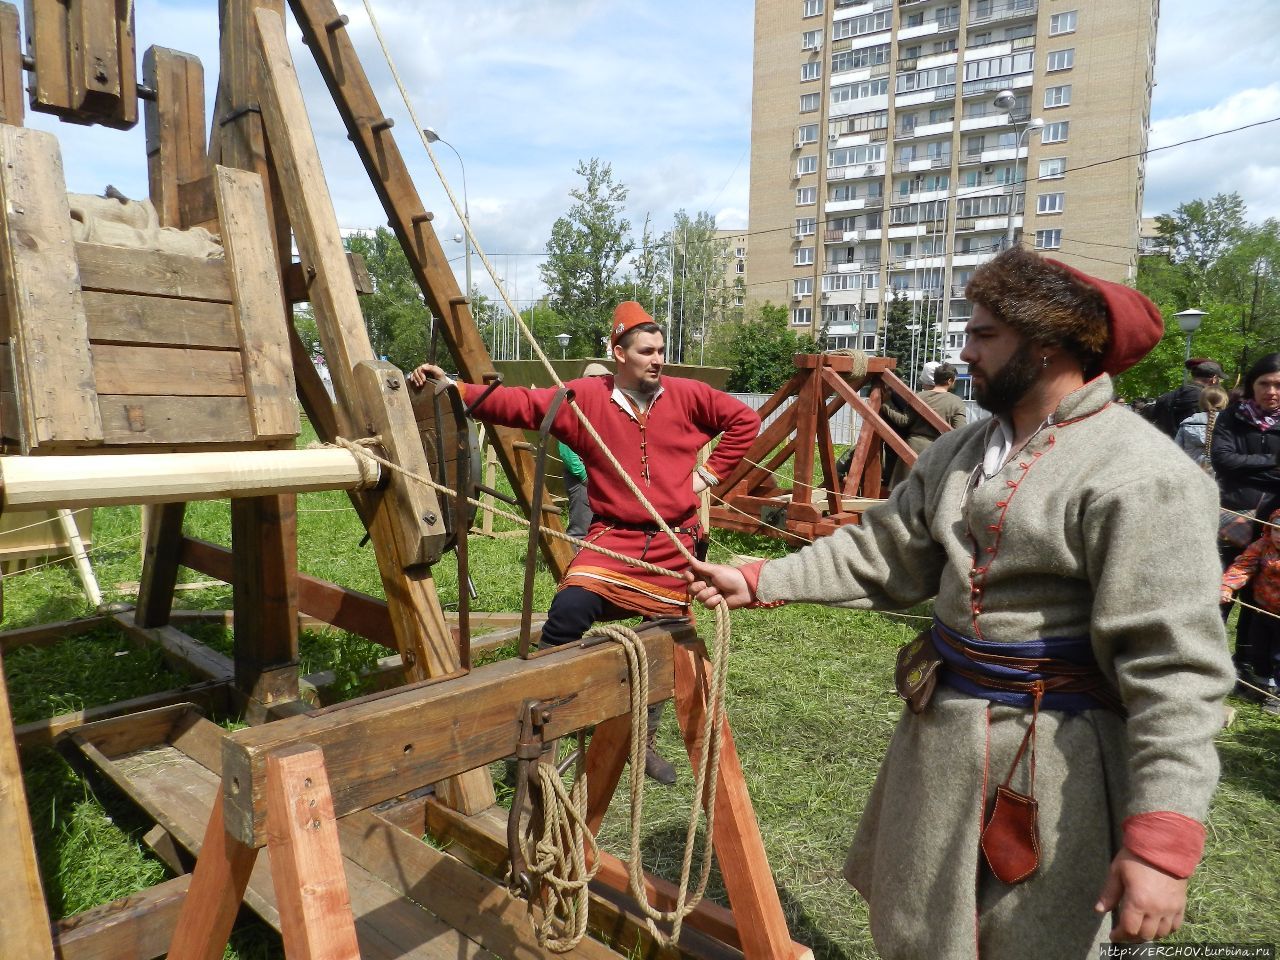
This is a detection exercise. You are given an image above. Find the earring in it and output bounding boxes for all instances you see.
[1041,355,1049,368]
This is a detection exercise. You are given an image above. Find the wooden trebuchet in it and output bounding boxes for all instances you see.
[0,448,380,510]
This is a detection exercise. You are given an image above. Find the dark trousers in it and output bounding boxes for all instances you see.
[542,585,666,736]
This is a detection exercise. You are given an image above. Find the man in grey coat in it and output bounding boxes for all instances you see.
[690,248,1234,959]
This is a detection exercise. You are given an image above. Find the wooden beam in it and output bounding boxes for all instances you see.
[0,650,56,959]
[232,495,300,710]
[879,367,952,435]
[286,0,574,579]
[76,241,232,302]
[264,745,360,960]
[822,372,917,465]
[0,615,107,653]
[0,126,103,450]
[52,874,192,960]
[144,46,208,228]
[221,621,690,848]
[0,448,377,510]
[136,503,187,628]
[282,253,374,303]
[112,610,235,683]
[0,2,22,125]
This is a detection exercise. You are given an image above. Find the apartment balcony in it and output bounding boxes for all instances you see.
[968,0,1038,26]
[934,84,957,100]
[962,74,1033,98]
[864,196,885,209]
[824,229,847,243]
[869,129,888,141]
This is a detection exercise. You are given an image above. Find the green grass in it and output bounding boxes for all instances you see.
[3,432,1278,957]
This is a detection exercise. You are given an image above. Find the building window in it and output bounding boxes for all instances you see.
[1041,121,1069,143]
[794,278,814,296]
[803,0,824,17]
[1039,157,1066,180]
[947,332,968,350]
[796,186,817,205]
[795,247,815,266]
[832,10,890,40]
[795,217,817,237]
[832,78,889,104]
[802,29,823,50]
[1035,229,1062,250]
[801,61,822,82]
[800,92,821,113]
[1046,48,1075,72]
[1037,192,1065,214]
[1049,10,1077,35]
[792,307,813,326]
[1044,85,1072,108]
[736,261,745,274]
[796,123,819,145]
[736,247,746,258]
[797,155,817,176]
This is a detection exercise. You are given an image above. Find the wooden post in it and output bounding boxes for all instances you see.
[0,650,55,960]
[165,796,258,960]
[143,46,208,229]
[232,495,300,712]
[136,503,186,628]
[0,2,22,126]
[264,744,360,960]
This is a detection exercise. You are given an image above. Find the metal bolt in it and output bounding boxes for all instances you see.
[423,513,437,525]
[386,376,401,390]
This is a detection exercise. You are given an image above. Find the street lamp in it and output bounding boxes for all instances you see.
[1176,308,1207,381]
[555,332,571,360]
[993,90,1043,250]
[424,126,471,300]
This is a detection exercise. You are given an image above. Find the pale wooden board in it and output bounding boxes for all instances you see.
[0,507,91,562]
[0,3,22,125]
[97,394,255,445]
[84,290,239,349]
[76,241,232,302]
[0,126,103,449]
[91,343,246,397]
[22,0,71,116]
[213,166,297,439]
[0,651,56,958]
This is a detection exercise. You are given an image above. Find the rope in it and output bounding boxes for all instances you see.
[514,744,600,952]
[1221,506,1280,532]
[823,348,870,380]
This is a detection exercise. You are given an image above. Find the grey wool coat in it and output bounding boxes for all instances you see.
[756,375,1234,960]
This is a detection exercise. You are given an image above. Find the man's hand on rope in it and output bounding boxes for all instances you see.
[408,362,449,389]
[687,560,753,610]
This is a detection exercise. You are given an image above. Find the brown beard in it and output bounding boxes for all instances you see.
[974,341,1039,415]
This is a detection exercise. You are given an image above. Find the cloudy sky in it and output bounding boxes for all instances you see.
[27,0,1280,307]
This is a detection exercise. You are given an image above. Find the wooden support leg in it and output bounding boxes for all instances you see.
[265,743,360,960]
[672,638,803,960]
[0,651,55,960]
[231,495,300,714]
[584,713,632,834]
[166,793,258,960]
[136,502,186,628]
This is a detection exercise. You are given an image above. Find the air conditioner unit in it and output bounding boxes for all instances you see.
[829,132,839,143]
[795,137,806,149]
[793,293,806,302]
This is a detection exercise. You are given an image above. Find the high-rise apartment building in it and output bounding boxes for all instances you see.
[748,0,1157,388]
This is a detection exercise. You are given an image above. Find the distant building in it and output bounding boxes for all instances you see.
[715,228,749,314]
[1138,215,1167,256]
[748,0,1158,385]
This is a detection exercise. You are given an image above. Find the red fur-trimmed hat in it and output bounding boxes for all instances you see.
[610,301,657,349]
[966,248,1163,376]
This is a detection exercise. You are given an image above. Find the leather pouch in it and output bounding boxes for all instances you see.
[981,784,1041,884]
[894,628,942,714]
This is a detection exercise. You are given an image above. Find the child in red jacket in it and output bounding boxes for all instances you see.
[1222,507,1280,711]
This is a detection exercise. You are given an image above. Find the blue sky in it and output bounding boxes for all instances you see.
[26,0,1279,307]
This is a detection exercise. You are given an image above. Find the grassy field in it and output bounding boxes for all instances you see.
[3,447,1278,958]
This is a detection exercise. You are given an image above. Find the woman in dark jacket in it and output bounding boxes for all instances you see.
[1210,351,1280,683]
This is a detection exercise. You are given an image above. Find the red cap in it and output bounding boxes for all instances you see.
[1046,259,1164,375]
[609,301,656,349]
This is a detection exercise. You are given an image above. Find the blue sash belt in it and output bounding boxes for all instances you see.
[932,619,1124,715]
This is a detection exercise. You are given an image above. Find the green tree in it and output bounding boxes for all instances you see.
[666,210,735,365]
[627,213,671,328]
[719,302,815,393]
[539,159,633,357]
[342,227,430,373]
[881,292,914,376]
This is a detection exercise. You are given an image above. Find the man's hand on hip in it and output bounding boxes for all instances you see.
[1095,847,1188,943]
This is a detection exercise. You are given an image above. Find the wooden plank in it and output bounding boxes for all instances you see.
[214,165,298,439]
[144,46,207,228]
[91,343,246,398]
[75,241,233,302]
[286,0,574,580]
[0,126,103,449]
[790,368,820,508]
[878,367,952,435]
[221,622,689,848]
[583,714,631,835]
[0,649,56,959]
[0,2,22,125]
[69,0,135,129]
[265,745,360,960]
[231,495,300,710]
[671,640,808,960]
[98,395,255,446]
[52,874,192,960]
[0,614,106,653]
[136,502,187,627]
[283,252,375,302]
[112,610,235,683]
[823,372,916,465]
[254,7,493,815]
[166,794,259,960]
[84,290,239,349]
[23,0,71,118]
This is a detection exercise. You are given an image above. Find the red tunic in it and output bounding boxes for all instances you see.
[461,374,759,615]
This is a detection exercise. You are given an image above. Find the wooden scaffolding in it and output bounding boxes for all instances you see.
[0,2,810,958]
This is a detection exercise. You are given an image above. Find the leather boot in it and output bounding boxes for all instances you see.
[644,728,677,785]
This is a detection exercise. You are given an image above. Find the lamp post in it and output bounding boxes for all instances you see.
[1175,308,1207,381]
[424,127,471,300]
[555,332,571,360]
[993,90,1043,250]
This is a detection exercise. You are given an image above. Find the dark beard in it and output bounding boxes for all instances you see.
[974,342,1039,414]
[633,376,661,397]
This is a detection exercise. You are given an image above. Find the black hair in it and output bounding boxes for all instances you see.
[1243,352,1280,399]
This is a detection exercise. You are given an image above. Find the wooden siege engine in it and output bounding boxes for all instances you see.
[0,2,812,959]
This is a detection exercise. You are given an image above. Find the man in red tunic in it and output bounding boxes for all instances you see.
[410,301,760,782]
